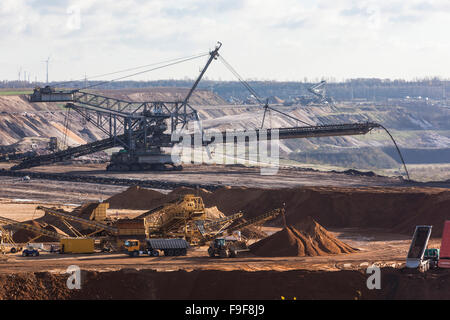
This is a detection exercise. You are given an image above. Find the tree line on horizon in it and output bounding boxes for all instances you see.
[1,78,449,101]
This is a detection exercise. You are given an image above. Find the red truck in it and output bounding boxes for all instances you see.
[438,221,450,268]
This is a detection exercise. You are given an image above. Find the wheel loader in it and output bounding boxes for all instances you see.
[207,236,249,258]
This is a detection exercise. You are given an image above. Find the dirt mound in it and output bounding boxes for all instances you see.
[239,222,268,239]
[73,202,101,219]
[106,186,166,210]
[12,220,67,243]
[103,185,449,238]
[1,268,449,300]
[204,206,225,220]
[191,186,450,238]
[250,217,357,257]
[0,272,71,299]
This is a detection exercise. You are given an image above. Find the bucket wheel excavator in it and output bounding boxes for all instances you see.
[10,42,409,178]
[13,44,223,172]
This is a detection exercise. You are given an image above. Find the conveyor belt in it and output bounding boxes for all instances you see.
[37,206,118,235]
[11,122,380,170]
[0,215,63,240]
[10,134,128,170]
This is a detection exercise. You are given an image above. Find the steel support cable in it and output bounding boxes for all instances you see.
[378,125,410,180]
[266,105,314,126]
[62,107,71,148]
[218,55,314,127]
[50,52,210,89]
[218,55,263,104]
[80,53,210,90]
[218,55,273,128]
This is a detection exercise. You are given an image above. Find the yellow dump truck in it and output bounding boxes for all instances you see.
[124,238,189,257]
[60,238,95,254]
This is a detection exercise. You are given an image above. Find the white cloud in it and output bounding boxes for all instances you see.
[1,0,449,82]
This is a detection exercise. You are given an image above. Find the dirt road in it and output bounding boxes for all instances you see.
[1,228,438,275]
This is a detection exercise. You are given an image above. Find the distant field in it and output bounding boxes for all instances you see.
[0,90,32,96]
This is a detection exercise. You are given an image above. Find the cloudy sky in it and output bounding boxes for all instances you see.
[1,0,450,82]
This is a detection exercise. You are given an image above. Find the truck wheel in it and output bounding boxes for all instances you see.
[152,250,159,257]
[33,251,39,257]
[131,250,139,257]
[229,250,237,258]
[208,247,215,257]
[22,251,28,257]
[180,248,187,256]
[10,247,16,254]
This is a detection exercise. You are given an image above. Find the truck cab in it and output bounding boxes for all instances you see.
[424,248,440,268]
[124,239,141,257]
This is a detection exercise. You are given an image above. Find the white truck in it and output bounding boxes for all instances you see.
[406,225,433,272]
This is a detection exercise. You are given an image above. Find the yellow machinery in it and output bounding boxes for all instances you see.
[144,194,206,242]
[89,202,109,221]
[37,206,118,237]
[124,238,189,257]
[124,239,140,253]
[0,215,63,242]
[0,225,22,254]
[60,238,95,254]
[30,196,282,252]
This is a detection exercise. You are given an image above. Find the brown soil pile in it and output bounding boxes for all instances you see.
[103,185,450,237]
[106,186,167,210]
[194,186,450,238]
[106,186,212,211]
[239,222,268,239]
[1,268,449,300]
[73,202,101,219]
[0,272,71,299]
[12,220,67,243]
[11,205,97,242]
[204,206,225,220]
[250,217,356,257]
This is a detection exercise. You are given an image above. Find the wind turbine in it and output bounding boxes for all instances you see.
[43,56,51,84]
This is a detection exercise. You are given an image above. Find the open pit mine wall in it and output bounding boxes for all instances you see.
[1,268,449,300]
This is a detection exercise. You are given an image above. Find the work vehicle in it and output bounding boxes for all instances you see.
[60,238,95,254]
[14,42,389,175]
[124,238,189,257]
[22,247,39,257]
[208,236,249,258]
[0,225,22,254]
[439,220,450,268]
[406,225,432,272]
[424,248,440,268]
